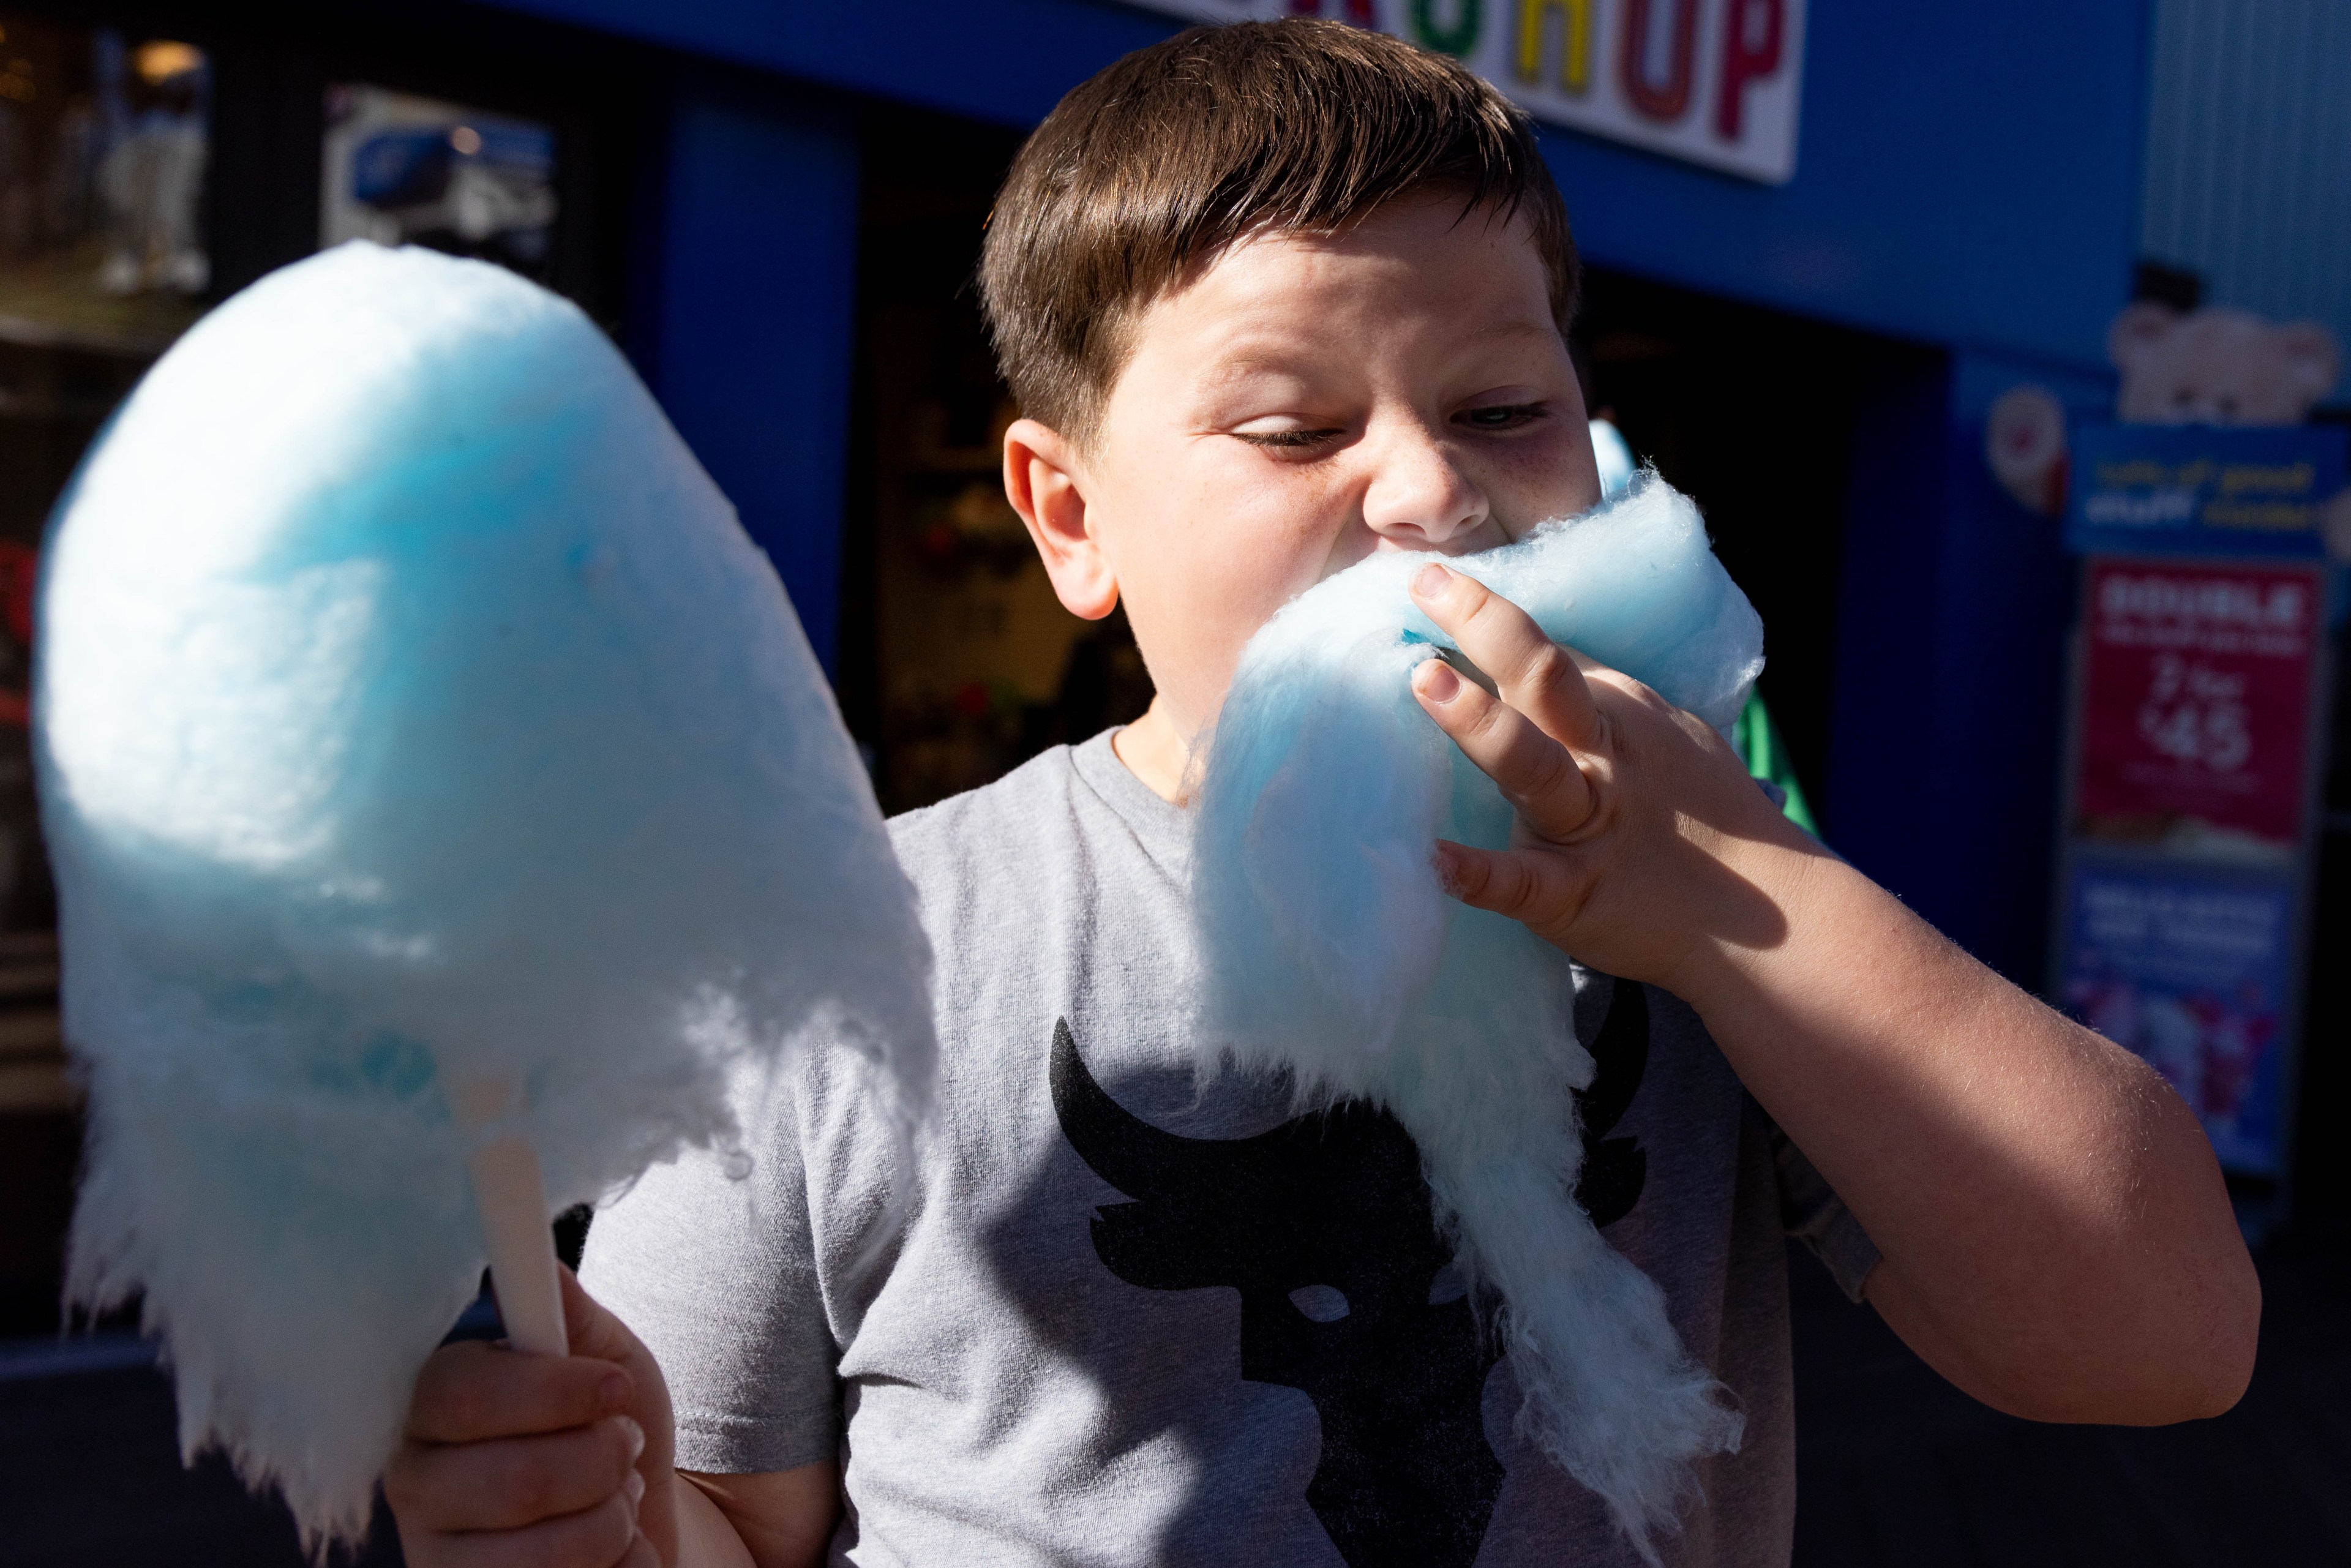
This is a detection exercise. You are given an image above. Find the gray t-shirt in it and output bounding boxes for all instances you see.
[582,731,1877,1568]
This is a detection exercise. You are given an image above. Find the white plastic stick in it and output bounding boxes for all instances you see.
[446,1071,568,1357]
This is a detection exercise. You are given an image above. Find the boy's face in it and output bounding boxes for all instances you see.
[1006,194,1598,743]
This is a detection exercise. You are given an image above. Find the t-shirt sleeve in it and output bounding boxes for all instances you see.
[579,1068,840,1475]
[1758,1102,1881,1303]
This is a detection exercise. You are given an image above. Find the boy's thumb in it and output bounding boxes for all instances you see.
[553,1264,631,1360]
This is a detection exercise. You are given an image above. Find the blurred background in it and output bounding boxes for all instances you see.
[1,0,2347,1562]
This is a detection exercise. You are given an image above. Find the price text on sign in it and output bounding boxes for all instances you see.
[2076,559,2322,849]
[1119,0,1805,184]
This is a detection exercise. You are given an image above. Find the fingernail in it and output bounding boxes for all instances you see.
[598,1370,629,1412]
[1431,842,1464,897]
[617,1415,645,1461]
[1412,562,1450,598]
[624,1468,646,1507]
[1416,659,1461,702]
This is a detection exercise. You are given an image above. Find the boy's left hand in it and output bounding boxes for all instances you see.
[1405,560,1819,994]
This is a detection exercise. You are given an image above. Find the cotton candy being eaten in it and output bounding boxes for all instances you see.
[38,242,935,1548]
[1191,475,1760,1561]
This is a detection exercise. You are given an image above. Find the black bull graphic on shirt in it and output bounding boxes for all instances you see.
[1050,980,1651,1568]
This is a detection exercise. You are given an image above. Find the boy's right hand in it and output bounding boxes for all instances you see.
[386,1270,679,1568]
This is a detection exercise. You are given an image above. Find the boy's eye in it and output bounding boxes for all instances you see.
[1231,426,1344,450]
[1457,402,1547,432]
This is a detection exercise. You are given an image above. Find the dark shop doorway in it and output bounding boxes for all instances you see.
[1573,267,1938,829]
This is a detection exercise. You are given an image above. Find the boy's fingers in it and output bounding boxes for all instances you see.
[1409,564,1601,751]
[1412,659,1594,841]
[1435,839,1584,927]
[426,1493,642,1568]
[408,1340,632,1445]
[557,1267,641,1369]
[386,1414,645,1532]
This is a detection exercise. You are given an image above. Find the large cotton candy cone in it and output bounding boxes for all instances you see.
[37,241,935,1550]
[1191,475,1760,1562]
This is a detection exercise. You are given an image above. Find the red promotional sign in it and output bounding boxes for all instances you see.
[2076,559,2322,849]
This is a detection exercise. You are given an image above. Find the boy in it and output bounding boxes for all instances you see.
[384,21,2256,1568]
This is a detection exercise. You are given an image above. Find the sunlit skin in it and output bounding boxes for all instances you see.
[1000,194,1599,798]
[383,196,2258,1568]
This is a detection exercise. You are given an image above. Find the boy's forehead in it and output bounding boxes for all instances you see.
[1141,205,1558,358]
[1212,195,1542,277]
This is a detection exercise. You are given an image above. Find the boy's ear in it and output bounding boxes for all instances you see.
[1003,417,1119,621]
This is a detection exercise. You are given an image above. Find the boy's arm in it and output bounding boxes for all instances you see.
[1403,564,2259,1424]
[678,1464,840,1568]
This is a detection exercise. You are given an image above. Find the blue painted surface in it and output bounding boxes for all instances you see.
[636,89,861,672]
[487,0,1180,127]
[1827,350,2109,982]
[2142,0,2351,397]
[1543,0,2151,370]
[495,0,2150,370]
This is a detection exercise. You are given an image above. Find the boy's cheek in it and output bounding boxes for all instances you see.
[1456,413,1600,530]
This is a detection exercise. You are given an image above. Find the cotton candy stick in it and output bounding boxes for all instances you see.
[446,1071,567,1356]
[38,241,936,1549]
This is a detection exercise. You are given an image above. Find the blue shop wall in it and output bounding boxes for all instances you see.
[1829,354,2115,981]
[501,0,2151,369]
[519,0,2151,979]
[1548,1,2150,371]
[631,86,860,672]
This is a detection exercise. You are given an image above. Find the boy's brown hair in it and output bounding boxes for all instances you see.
[978,18,1579,447]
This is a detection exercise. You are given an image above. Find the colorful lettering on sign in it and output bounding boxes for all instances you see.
[1116,0,1807,183]
[1411,0,1486,55]
[2075,559,2322,850]
[2064,424,2345,557]
[1515,0,1594,94]
[1715,0,1782,138]
[1619,0,1699,121]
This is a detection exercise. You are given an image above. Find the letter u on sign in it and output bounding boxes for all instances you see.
[1619,0,1699,121]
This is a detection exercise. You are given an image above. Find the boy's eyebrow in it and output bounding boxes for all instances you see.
[1461,319,1565,345]
[1196,318,1561,382]
[1190,350,1330,390]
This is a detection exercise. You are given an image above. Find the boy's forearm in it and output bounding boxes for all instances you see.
[1665,844,2259,1423]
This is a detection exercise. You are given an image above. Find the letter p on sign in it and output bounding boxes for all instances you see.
[1716,0,1783,140]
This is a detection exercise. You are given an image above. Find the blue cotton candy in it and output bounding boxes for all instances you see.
[1191,474,1760,1562]
[37,242,934,1549]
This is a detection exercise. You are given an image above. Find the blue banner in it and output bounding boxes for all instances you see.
[2058,858,2298,1176]
[2064,423,2347,560]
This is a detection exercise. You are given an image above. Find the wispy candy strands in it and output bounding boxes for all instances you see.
[1191,475,1761,1562]
[39,243,935,1550]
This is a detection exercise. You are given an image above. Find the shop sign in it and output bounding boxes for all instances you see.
[2074,558,2322,852]
[2058,860,2296,1176]
[1118,0,1806,184]
[2064,423,2348,560]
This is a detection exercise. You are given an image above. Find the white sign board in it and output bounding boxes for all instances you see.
[1117,0,1805,184]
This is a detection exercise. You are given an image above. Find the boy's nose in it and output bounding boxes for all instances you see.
[1359,421,1489,547]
